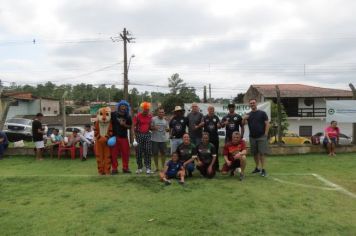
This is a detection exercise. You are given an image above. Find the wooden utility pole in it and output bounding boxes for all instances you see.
[120,28,135,100]
[275,85,283,145]
[203,85,207,103]
[62,91,68,135]
[209,83,211,102]
[349,83,356,145]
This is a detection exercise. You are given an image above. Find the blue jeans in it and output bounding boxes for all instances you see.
[170,138,183,154]
[0,143,9,157]
[185,162,195,174]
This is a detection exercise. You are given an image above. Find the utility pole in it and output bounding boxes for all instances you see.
[275,85,283,145]
[209,83,211,102]
[62,91,68,135]
[112,28,134,101]
[349,83,356,145]
[203,86,207,103]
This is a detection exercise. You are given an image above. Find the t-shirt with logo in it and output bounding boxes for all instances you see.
[151,116,168,142]
[112,111,132,137]
[196,143,216,165]
[169,116,188,139]
[176,143,197,162]
[223,140,246,161]
[166,160,183,177]
[203,115,220,140]
[133,112,152,134]
[221,113,243,141]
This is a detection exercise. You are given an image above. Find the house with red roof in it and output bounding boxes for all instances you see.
[244,84,353,137]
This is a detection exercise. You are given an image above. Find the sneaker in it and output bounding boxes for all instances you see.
[81,157,87,161]
[178,181,185,185]
[136,169,143,174]
[239,173,245,181]
[146,169,152,174]
[111,170,118,175]
[122,169,132,174]
[261,169,267,177]
[251,167,261,174]
[164,180,171,186]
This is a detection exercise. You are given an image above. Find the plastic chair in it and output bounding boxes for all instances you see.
[58,144,77,160]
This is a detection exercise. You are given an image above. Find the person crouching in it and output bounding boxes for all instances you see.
[160,152,185,185]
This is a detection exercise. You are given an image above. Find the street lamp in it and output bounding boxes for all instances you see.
[128,54,135,72]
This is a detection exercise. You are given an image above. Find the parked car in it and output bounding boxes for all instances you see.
[3,118,33,142]
[65,126,84,136]
[311,132,352,145]
[269,132,311,145]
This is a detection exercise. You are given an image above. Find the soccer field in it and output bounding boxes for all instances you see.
[1,154,355,235]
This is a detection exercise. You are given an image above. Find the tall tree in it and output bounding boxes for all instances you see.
[168,73,186,95]
[233,93,245,104]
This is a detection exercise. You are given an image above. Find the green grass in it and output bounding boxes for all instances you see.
[0,154,356,235]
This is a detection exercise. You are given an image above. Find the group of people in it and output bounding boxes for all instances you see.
[119,98,270,184]
[31,113,95,160]
[1,97,343,183]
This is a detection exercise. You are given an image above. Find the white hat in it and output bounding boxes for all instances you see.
[173,106,184,112]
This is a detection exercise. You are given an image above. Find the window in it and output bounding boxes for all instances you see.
[299,126,312,137]
[43,107,46,111]
[304,98,314,106]
[48,107,51,111]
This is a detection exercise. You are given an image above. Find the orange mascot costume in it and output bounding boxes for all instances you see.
[94,107,113,175]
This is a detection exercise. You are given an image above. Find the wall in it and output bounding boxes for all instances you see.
[6,100,40,120]
[40,99,60,116]
[287,118,352,137]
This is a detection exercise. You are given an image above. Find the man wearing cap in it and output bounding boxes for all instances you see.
[110,100,132,174]
[133,102,153,174]
[169,106,189,154]
[221,103,244,144]
[187,103,204,146]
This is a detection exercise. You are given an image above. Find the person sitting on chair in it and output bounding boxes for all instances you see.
[80,124,95,161]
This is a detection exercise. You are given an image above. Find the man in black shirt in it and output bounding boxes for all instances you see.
[32,113,44,160]
[195,132,217,178]
[221,103,244,143]
[169,106,189,154]
[202,105,221,171]
[243,99,270,177]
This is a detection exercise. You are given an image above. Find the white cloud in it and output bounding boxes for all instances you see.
[0,0,355,98]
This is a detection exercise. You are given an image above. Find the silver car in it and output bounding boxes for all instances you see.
[3,118,33,141]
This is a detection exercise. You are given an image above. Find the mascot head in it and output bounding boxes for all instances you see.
[116,100,131,115]
[97,107,111,124]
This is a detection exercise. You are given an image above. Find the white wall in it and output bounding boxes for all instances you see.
[287,118,352,137]
[40,99,60,116]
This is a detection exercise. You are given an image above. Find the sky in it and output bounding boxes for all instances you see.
[1,0,356,98]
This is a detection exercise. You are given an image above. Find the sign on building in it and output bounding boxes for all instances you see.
[326,100,356,123]
[184,102,271,120]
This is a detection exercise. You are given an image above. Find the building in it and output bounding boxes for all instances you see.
[244,84,353,136]
[1,92,60,120]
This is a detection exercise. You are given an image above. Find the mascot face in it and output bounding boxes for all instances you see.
[97,107,111,123]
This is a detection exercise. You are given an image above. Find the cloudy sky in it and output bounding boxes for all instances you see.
[1,0,356,98]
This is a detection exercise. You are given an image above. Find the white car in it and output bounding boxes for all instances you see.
[317,133,353,145]
[3,118,33,142]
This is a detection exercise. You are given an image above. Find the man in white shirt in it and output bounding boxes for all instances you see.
[80,124,94,161]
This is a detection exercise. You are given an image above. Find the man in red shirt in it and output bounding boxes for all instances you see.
[133,102,153,174]
[221,131,247,181]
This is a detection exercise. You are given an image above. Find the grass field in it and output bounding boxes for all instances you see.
[1,154,356,236]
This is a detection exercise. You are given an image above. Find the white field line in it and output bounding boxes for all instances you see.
[271,177,336,191]
[312,173,356,199]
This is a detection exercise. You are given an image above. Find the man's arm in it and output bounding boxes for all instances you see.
[264,120,270,137]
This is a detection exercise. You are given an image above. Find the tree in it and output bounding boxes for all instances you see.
[269,101,289,140]
[233,93,245,104]
[168,73,186,95]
